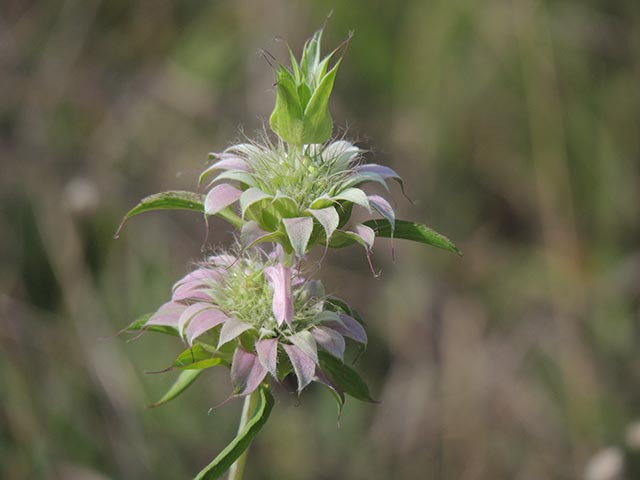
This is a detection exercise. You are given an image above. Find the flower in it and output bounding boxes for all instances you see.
[200,139,403,259]
[142,247,367,401]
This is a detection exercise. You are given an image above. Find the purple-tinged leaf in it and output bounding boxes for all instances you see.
[230,347,267,396]
[282,344,316,393]
[217,317,253,348]
[172,268,219,301]
[255,338,278,378]
[342,171,390,191]
[330,313,367,345]
[311,326,346,361]
[314,367,344,420]
[307,207,339,243]
[367,194,395,231]
[282,216,314,257]
[204,183,242,216]
[323,140,361,171]
[288,331,318,364]
[177,303,213,339]
[263,263,294,327]
[349,224,376,251]
[146,301,186,328]
[185,309,229,345]
[199,156,250,185]
[356,163,402,182]
[173,268,220,291]
[239,188,272,218]
[205,170,257,189]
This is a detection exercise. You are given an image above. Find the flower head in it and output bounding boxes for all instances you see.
[143,247,367,400]
[200,139,403,259]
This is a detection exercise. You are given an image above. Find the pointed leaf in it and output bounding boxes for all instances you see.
[331,313,367,345]
[288,331,318,364]
[332,188,371,212]
[123,312,178,337]
[263,263,294,327]
[239,188,272,218]
[231,347,268,396]
[283,344,316,393]
[255,338,279,378]
[364,219,461,255]
[302,60,340,144]
[146,301,186,328]
[116,191,204,237]
[173,344,227,370]
[318,351,376,403]
[311,327,345,361]
[194,387,274,480]
[185,309,229,346]
[367,195,395,231]
[204,183,242,216]
[282,216,314,257]
[147,370,203,409]
[307,207,339,243]
[218,318,253,348]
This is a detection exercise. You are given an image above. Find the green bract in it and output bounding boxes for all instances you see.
[269,29,345,145]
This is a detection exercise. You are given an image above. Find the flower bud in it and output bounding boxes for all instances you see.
[269,29,347,145]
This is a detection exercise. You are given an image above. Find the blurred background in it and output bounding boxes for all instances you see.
[2,0,640,479]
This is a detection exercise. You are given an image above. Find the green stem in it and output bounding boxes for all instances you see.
[227,392,258,480]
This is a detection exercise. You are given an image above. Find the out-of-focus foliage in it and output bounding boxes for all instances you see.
[1,0,639,479]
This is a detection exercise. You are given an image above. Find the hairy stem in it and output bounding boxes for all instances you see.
[227,392,258,480]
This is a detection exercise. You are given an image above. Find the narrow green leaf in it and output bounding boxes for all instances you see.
[173,344,228,370]
[318,351,376,403]
[147,370,203,409]
[116,191,204,235]
[116,190,243,236]
[194,387,274,480]
[364,219,462,255]
[123,313,179,337]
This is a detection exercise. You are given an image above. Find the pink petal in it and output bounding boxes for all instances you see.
[255,338,278,378]
[185,308,229,345]
[204,183,242,216]
[282,344,316,393]
[311,327,345,361]
[230,347,267,396]
[263,263,294,327]
[146,301,186,327]
[217,317,253,348]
